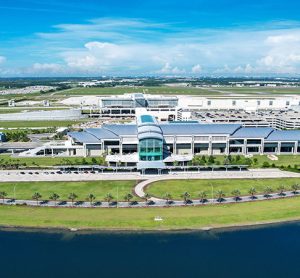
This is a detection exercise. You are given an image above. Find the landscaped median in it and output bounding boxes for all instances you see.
[145,178,300,200]
[1,197,300,230]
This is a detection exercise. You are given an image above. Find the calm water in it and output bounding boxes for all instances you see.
[1,223,300,278]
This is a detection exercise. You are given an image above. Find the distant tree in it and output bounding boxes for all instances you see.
[181,192,191,204]
[0,191,7,204]
[124,193,133,206]
[49,193,60,206]
[32,192,42,205]
[216,190,225,202]
[248,187,256,200]
[164,193,172,205]
[87,193,96,206]
[263,186,273,198]
[291,184,300,194]
[198,191,207,204]
[143,193,151,204]
[231,189,241,202]
[104,193,114,205]
[277,185,285,196]
[68,192,78,206]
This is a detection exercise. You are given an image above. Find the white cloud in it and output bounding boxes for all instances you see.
[192,64,202,73]
[3,18,300,76]
[0,56,6,64]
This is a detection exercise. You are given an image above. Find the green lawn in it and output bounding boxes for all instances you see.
[146,178,300,199]
[1,197,300,230]
[0,120,86,128]
[252,155,300,168]
[56,86,300,96]
[57,86,222,96]
[0,180,138,201]
[0,155,106,167]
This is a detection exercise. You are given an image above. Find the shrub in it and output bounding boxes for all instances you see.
[262,161,270,168]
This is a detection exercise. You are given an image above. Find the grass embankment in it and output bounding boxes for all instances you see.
[146,178,300,199]
[0,155,105,167]
[0,120,86,128]
[57,86,300,96]
[0,180,138,201]
[57,86,222,96]
[192,154,300,169]
[1,197,300,230]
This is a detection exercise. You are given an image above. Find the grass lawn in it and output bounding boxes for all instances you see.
[56,86,300,96]
[1,197,300,230]
[146,178,300,199]
[57,86,222,96]
[0,180,138,201]
[252,155,300,168]
[0,120,87,128]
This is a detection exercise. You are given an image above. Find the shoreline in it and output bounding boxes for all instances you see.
[0,216,299,234]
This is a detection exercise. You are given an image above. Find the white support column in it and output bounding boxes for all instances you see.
[277,142,281,155]
[294,142,298,155]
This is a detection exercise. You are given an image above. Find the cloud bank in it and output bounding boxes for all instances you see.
[2,18,300,76]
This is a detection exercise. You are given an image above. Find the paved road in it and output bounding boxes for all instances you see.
[0,168,298,183]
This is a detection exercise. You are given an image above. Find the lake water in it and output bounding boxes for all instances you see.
[1,223,300,278]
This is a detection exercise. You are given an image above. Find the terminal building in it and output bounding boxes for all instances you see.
[98,93,180,121]
[49,113,300,169]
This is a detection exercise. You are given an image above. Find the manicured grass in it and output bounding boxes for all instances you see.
[1,197,300,230]
[0,155,105,167]
[252,155,300,168]
[57,86,222,96]
[0,180,138,201]
[57,86,300,96]
[146,178,300,199]
[0,120,85,128]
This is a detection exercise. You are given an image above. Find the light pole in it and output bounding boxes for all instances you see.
[211,183,214,205]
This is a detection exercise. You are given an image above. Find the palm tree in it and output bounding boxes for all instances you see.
[143,193,151,205]
[216,190,225,202]
[198,191,207,204]
[49,193,60,206]
[32,192,42,205]
[181,192,190,204]
[104,193,114,206]
[87,193,96,206]
[263,186,273,199]
[164,193,172,205]
[68,192,78,206]
[291,184,300,195]
[124,193,133,206]
[248,187,256,200]
[277,185,285,196]
[0,191,7,204]
[231,189,241,202]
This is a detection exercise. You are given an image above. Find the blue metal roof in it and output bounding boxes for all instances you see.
[231,127,274,139]
[85,128,119,140]
[103,124,137,135]
[68,132,100,143]
[160,123,241,135]
[265,130,300,141]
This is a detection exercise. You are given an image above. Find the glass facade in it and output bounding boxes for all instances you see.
[139,138,163,161]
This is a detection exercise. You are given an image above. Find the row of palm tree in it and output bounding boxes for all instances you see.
[0,183,299,207]
[176,183,300,204]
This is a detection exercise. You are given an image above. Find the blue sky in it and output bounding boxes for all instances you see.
[1,0,300,76]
